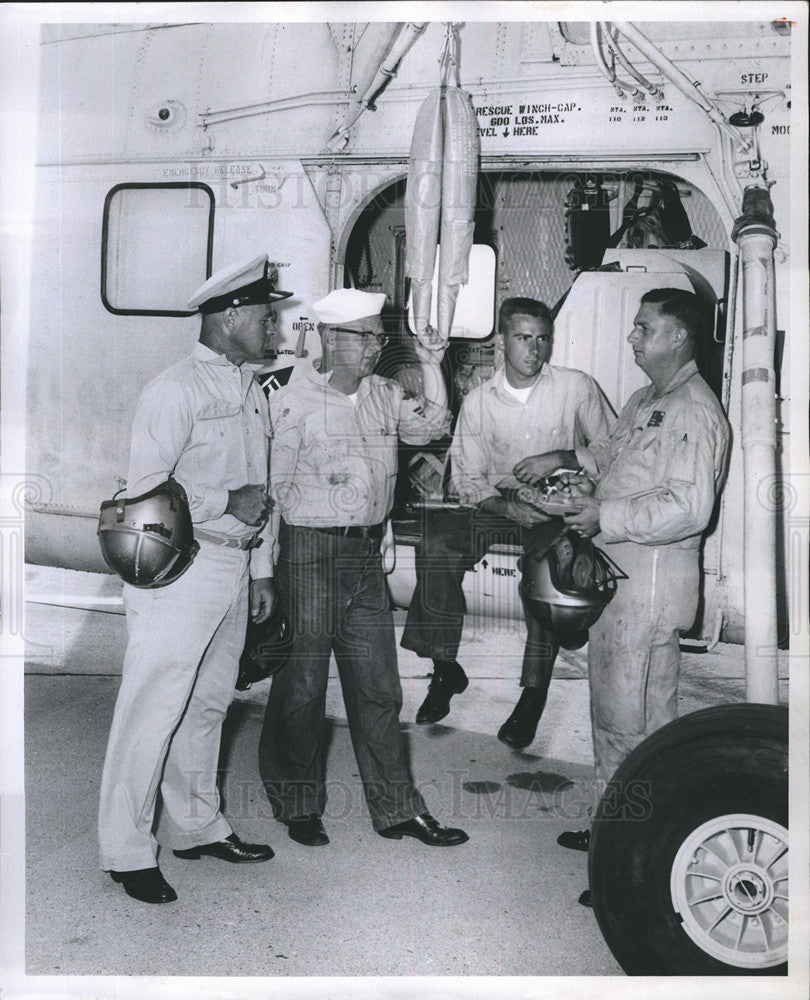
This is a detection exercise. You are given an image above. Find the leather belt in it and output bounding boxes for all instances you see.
[195,528,262,550]
[307,523,384,541]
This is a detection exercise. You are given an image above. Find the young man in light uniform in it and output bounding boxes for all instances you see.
[401,297,614,748]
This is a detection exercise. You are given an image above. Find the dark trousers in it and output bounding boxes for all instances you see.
[401,508,563,691]
[259,523,425,831]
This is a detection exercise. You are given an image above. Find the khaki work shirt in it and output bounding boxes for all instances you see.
[451,363,615,506]
[127,342,273,578]
[269,360,451,527]
[578,360,731,549]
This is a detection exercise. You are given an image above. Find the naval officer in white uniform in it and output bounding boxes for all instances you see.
[98,255,289,903]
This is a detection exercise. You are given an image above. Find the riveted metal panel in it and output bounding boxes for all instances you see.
[518,22,556,68]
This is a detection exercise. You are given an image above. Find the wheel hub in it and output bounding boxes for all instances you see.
[724,867,771,914]
[671,813,788,969]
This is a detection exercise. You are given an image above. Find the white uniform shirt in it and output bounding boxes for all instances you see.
[127,341,273,578]
[450,363,615,506]
[269,360,451,527]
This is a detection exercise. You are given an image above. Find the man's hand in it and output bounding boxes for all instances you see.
[556,471,596,498]
[250,577,276,624]
[380,519,396,574]
[413,325,448,361]
[392,364,424,400]
[563,497,601,537]
[226,484,272,526]
[505,499,551,528]
[513,450,578,485]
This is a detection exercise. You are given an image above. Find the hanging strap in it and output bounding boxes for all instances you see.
[607,177,646,248]
[439,22,461,87]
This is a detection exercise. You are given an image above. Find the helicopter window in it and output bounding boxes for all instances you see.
[101,182,214,316]
[405,244,496,340]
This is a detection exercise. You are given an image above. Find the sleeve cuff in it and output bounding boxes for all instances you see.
[575,447,599,479]
[185,485,229,522]
[249,546,273,580]
[598,498,627,543]
[207,487,230,520]
[456,483,499,507]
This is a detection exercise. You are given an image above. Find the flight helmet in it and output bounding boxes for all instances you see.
[236,602,293,690]
[97,478,199,588]
[520,530,626,646]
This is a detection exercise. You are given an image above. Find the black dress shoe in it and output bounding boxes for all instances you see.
[578,888,593,907]
[378,812,469,846]
[415,661,469,724]
[497,687,547,749]
[286,815,329,847]
[557,829,590,852]
[109,867,177,904]
[173,832,274,863]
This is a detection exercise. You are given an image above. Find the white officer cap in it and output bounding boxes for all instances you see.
[188,254,293,312]
[311,289,387,325]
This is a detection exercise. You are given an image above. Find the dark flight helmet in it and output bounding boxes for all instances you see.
[98,478,199,588]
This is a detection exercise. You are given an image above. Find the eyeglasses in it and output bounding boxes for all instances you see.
[332,327,388,348]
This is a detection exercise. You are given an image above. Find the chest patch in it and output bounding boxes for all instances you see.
[259,366,294,396]
[647,410,665,428]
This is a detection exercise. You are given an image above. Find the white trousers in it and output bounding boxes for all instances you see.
[98,542,249,871]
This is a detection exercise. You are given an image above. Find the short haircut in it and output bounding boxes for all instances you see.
[499,297,553,333]
[640,288,705,343]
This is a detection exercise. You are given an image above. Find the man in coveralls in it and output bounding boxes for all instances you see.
[99,255,287,903]
[259,289,468,848]
[514,288,730,904]
[401,297,614,747]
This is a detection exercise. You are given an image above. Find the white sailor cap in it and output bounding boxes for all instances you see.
[188,254,293,313]
[311,289,387,325]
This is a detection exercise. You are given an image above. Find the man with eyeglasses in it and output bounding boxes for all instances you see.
[259,289,469,849]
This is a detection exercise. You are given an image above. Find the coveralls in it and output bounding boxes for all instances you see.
[98,343,273,872]
[401,363,614,693]
[259,360,450,830]
[576,359,730,784]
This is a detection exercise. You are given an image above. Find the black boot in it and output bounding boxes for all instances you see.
[415,660,468,724]
[497,687,547,749]
[557,829,590,852]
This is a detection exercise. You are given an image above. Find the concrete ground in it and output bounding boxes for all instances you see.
[20,565,788,979]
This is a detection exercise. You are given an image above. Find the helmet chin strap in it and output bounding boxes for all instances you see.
[590,544,629,585]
